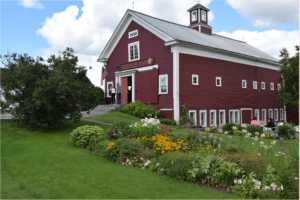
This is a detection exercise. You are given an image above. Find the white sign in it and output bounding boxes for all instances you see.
[111,88,116,93]
[128,86,132,90]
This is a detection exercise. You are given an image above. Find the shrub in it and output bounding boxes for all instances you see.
[221,123,236,135]
[70,125,105,148]
[94,140,111,157]
[130,118,162,138]
[221,145,247,155]
[136,148,156,161]
[160,118,177,126]
[121,101,160,118]
[277,124,296,139]
[87,135,106,151]
[179,105,193,126]
[246,125,262,136]
[112,121,132,137]
[179,130,202,151]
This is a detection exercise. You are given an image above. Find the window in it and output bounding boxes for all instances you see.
[253,81,257,89]
[128,41,140,62]
[210,110,216,126]
[192,10,197,21]
[192,74,199,85]
[199,110,207,127]
[268,109,273,120]
[277,83,281,91]
[201,10,206,21]
[270,82,274,90]
[128,30,138,39]
[216,77,222,87]
[159,74,168,94]
[189,110,197,125]
[229,110,239,124]
[280,108,284,120]
[107,81,113,97]
[262,109,267,122]
[242,80,247,89]
[261,82,265,90]
[274,109,278,121]
[255,109,260,121]
[219,110,226,126]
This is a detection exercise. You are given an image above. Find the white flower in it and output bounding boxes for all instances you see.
[252,142,255,145]
[256,181,261,186]
[234,180,237,184]
[271,183,276,187]
[255,132,259,136]
[238,179,243,184]
[242,129,247,133]
[275,154,279,156]
[295,177,298,180]
[256,186,260,189]
[260,141,264,145]
[232,126,237,130]
[263,145,269,150]
[265,186,270,190]
[280,185,284,191]
[242,124,247,128]
[258,153,261,156]
[254,136,258,141]
[129,125,132,127]
[140,157,143,160]
[271,140,277,145]
[171,161,173,165]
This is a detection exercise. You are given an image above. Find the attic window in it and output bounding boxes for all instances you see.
[129,30,138,39]
[201,10,206,21]
[192,10,197,21]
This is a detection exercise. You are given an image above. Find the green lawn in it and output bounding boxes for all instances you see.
[88,111,141,124]
[1,121,241,199]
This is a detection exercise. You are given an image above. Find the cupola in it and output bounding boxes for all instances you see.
[187,3,212,35]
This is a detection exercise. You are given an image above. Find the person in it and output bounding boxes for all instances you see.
[111,84,116,104]
[265,118,276,128]
[116,83,121,104]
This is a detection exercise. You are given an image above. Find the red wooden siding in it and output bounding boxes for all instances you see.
[192,26,199,31]
[160,110,173,119]
[179,54,283,125]
[201,26,212,35]
[241,110,252,124]
[287,105,299,125]
[105,20,173,109]
[135,69,158,104]
[121,77,128,104]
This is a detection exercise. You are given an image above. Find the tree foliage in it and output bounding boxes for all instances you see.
[278,45,299,112]
[0,48,102,131]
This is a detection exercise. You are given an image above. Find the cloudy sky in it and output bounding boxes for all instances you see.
[2,0,299,89]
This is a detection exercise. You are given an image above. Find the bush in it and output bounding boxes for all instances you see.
[277,124,296,139]
[221,145,247,154]
[121,101,160,118]
[221,123,236,135]
[246,125,262,136]
[111,121,131,137]
[130,118,162,138]
[179,105,194,126]
[179,130,202,151]
[94,140,111,157]
[136,148,156,161]
[87,135,106,151]
[70,125,105,148]
[160,119,177,126]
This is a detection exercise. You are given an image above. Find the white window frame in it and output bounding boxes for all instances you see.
[219,110,226,126]
[274,109,278,121]
[107,81,113,97]
[158,74,168,94]
[261,82,265,90]
[210,110,217,126]
[255,109,260,121]
[192,74,199,85]
[262,109,267,123]
[253,81,257,89]
[242,80,247,89]
[280,108,284,120]
[270,82,274,90]
[229,109,240,124]
[128,30,138,39]
[216,77,222,87]
[201,10,206,21]
[277,83,281,91]
[128,41,140,62]
[199,110,207,127]
[192,10,197,21]
[268,109,273,120]
[189,110,197,125]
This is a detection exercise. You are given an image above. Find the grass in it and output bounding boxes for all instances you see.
[88,111,141,124]
[1,121,241,199]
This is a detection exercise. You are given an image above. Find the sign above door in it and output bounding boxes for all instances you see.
[119,58,155,71]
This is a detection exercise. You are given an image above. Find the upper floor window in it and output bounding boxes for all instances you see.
[159,74,168,94]
[253,81,257,89]
[201,10,206,21]
[270,82,274,90]
[192,10,197,21]
[128,30,138,39]
[216,77,222,87]
[261,81,265,90]
[242,80,247,89]
[128,41,140,62]
[192,74,199,85]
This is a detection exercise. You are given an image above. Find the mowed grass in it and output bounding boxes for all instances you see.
[1,121,241,199]
[88,111,141,124]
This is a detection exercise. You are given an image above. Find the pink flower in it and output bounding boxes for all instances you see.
[113,133,116,136]
[122,162,124,165]
[213,140,217,143]
[238,179,243,184]
[112,130,115,133]
[218,129,223,133]
[107,130,110,132]
[214,136,218,139]
[156,163,160,167]
[184,146,189,150]
[209,134,213,138]
[181,133,184,135]
[199,131,203,135]
[128,162,131,165]
[228,135,232,138]
[202,135,207,139]
[187,123,191,126]
[224,132,228,135]
[279,137,284,141]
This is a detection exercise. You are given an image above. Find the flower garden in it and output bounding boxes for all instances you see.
[70,111,299,199]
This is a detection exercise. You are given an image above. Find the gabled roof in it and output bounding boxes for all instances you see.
[187,3,210,12]
[98,9,279,65]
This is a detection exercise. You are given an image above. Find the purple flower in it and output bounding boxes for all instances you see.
[205,141,208,144]
[156,163,160,167]
[184,146,189,150]
[209,134,213,138]
[219,137,223,141]
[161,168,164,171]
[279,137,284,141]
[213,140,217,143]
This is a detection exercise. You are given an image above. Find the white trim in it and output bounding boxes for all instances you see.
[241,108,253,124]
[209,110,217,126]
[198,9,200,23]
[268,109,273,119]
[172,47,180,123]
[116,73,136,102]
[277,83,281,91]
[262,109,267,123]
[219,109,226,126]
[189,110,197,125]
[253,81,257,89]
[229,109,240,124]
[270,82,274,90]
[191,10,197,22]
[274,109,279,121]
[128,29,138,39]
[261,81,265,90]
[115,64,158,75]
[192,74,199,85]
[160,108,173,111]
[159,74,168,94]
[280,108,284,121]
[216,77,222,87]
[128,41,140,62]
[199,110,207,127]
[242,80,247,89]
[106,81,113,97]
[255,109,260,121]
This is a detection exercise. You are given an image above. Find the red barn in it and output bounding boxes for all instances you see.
[98,3,289,126]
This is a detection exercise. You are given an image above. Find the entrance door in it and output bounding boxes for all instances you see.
[241,109,252,124]
[121,77,128,104]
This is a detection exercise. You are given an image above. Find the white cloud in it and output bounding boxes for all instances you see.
[216,30,299,60]
[18,0,44,9]
[226,0,299,27]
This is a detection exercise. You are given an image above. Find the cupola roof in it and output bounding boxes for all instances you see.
[187,3,210,12]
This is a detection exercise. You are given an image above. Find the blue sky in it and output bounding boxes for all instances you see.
[2,0,299,88]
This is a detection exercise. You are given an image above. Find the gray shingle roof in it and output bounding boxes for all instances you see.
[129,10,279,63]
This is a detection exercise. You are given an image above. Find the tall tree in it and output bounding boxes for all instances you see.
[278,45,299,112]
[0,48,102,131]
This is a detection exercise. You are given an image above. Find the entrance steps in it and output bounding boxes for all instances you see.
[92,104,126,112]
